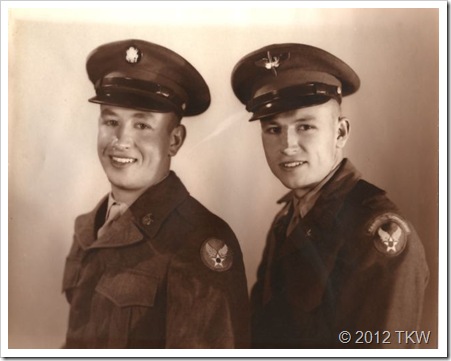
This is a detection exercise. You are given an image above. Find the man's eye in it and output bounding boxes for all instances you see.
[265,127,281,134]
[298,124,314,131]
[103,119,118,126]
[135,123,151,130]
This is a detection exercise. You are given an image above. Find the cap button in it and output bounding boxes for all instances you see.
[142,213,154,226]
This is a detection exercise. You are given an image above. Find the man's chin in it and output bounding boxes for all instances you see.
[277,176,313,194]
[107,177,162,194]
[275,173,305,190]
[107,178,141,192]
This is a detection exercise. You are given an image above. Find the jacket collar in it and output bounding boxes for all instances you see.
[128,171,189,239]
[307,158,361,228]
[74,171,189,250]
[277,159,361,227]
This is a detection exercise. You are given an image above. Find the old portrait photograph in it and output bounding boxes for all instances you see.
[2,1,445,357]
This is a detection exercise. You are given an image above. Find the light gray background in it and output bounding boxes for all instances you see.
[8,7,439,349]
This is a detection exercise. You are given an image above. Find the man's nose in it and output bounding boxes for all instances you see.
[281,128,300,156]
[112,124,133,150]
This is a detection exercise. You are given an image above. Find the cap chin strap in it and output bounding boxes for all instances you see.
[246,83,342,112]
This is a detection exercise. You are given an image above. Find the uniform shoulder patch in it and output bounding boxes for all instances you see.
[200,238,233,272]
[368,212,410,256]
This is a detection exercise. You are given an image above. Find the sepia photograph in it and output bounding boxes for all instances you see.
[2,1,446,357]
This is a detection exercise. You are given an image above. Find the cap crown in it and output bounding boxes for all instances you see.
[231,43,360,120]
[87,39,210,116]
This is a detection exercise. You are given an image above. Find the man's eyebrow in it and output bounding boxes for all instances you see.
[262,119,279,125]
[295,116,316,122]
[100,109,150,119]
[132,112,149,120]
[100,108,117,117]
[263,115,315,125]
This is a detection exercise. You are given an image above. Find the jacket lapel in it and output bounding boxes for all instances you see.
[278,159,362,257]
[74,172,189,250]
[74,196,107,250]
[128,171,189,241]
[88,210,144,249]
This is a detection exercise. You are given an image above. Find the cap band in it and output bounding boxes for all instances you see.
[95,77,186,113]
[246,83,342,113]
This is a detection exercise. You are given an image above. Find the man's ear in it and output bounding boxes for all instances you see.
[168,124,186,157]
[337,116,350,148]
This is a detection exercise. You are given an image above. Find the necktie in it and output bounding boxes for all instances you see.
[97,202,123,238]
[286,200,300,236]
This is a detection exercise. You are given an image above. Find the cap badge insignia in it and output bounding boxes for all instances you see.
[125,46,142,64]
[200,238,233,272]
[255,51,290,76]
[368,212,410,256]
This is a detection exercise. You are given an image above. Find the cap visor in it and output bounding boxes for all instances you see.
[249,95,334,121]
[89,92,176,114]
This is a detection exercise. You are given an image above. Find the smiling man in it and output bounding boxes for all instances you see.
[231,43,429,348]
[62,39,249,348]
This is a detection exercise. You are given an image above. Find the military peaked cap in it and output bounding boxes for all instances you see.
[231,43,360,121]
[86,39,210,117]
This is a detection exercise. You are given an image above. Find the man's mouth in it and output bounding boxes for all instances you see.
[280,161,306,169]
[110,156,137,165]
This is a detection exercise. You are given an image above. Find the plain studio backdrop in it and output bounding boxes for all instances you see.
[7,6,439,349]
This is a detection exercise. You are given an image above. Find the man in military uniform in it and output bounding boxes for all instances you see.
[62,39,249,348]
[231,43,429,348]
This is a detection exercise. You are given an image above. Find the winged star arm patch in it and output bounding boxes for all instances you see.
[200,238,233,272]
[367,212,410,257]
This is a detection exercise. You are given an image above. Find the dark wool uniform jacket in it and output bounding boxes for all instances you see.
[251,159,429,349]
[62,172,250,348]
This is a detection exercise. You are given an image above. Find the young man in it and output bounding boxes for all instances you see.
[231,43,429,348]
[62,39,249,348]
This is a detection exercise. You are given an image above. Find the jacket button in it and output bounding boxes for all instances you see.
[142,213,154,226]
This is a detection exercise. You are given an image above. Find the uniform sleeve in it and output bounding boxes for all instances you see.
[165,235,250,349]
[337,213,430,349]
